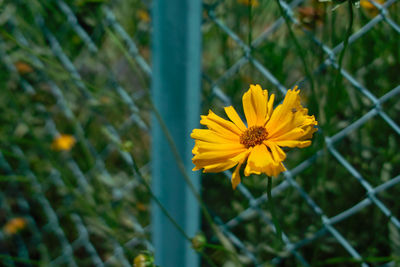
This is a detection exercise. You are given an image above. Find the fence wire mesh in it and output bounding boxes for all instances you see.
[1,0,400,266]
[201,0,400,266]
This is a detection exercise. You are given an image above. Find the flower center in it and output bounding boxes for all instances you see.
[240,126,268,148]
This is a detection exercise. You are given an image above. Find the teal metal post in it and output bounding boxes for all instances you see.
[151,0,202,266]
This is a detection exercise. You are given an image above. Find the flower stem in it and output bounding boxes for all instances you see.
[275,0,318,112]
[151,103,241,263]
[267,177,282,241]
[335,0,354,89]
[248,0,253,47]
[129,150,219,267]
[151,103,216,228]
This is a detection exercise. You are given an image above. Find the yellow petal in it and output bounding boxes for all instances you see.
[267,93,275,120]
[244,144,271,175]
[192,165,202,171]
[193,149,250,173]
[270,128,305,142]
[192,145,199,155]
[244,144,285,177]
[266,86,317,143]
[203,160,239,173]
[192,147,247,168]
[268,116,317,146]
[274,140,311,148]
[231,149,251,188]
[201,110,242,136]
[193,147,246,162]
[231,162,242,190]
[242,84,268,127]
[224,106,247,132]
[264,141,286,162]
[266,87,300,137]
[191,129,239,144]
[202,149,249,174]
[301,119,318,140]
[194,141,245,153]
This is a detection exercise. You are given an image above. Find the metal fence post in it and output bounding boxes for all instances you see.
[151,0,202,266]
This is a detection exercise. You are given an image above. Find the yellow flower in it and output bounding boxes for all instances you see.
[191,232,207,252]
[360,0,384,10]
[360,0,385,16]
[3,217,27,235]
[51,134,76,151]
[133,253,153,267]
[15,61,33,75]
[191,84,317,189]
[298,6,325,30]
[237,0,259,7]
[138,10,150,23]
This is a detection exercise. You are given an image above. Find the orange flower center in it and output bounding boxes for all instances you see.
[240,126,268,148]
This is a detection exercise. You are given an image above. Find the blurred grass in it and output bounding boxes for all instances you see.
[1,0,400,266]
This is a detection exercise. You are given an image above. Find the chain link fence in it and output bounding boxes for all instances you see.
[1,1,152,266]
[201,0,400,265]
[1,0,400,266]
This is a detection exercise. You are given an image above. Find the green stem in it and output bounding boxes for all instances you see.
[267,177,282,241]
[275,0,318,112]
[151,104,215,229]
[334,0,354,89]
[248,0,252,47]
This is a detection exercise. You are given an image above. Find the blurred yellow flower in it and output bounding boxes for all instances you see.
[237,0,259,7]
[191,232,207,252]
[15,61,33,75]
[360,0,384,10]
[138,10,150,23]
[298,6,324,30]
[191,84,317,189]
[133,253,153,267]
[133,254,146,267]
[3,217,27,235]
[360,0,385,15]
[51,134,76,151]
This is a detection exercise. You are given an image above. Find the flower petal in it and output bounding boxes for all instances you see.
[264,141,286,162]
[224,106,247,132]
[243,84,268,127]
[202,160,239,173]
[266,86,317,142]
[274,140,311,148]
[191,129,239,144]
[266,87,300,136]
[192,145,247,169]
[200,110,242,138]
[192,145,199,155]
[244,144,286,177]
[194,140,245,153]
[230,149,251,189]
[231,162,242,189]
[193,149,250,174]
[192,147,246,162]
[271,127,305,141]
[266,93,275,121]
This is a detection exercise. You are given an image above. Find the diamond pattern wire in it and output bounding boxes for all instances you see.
[0,0,399,266]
